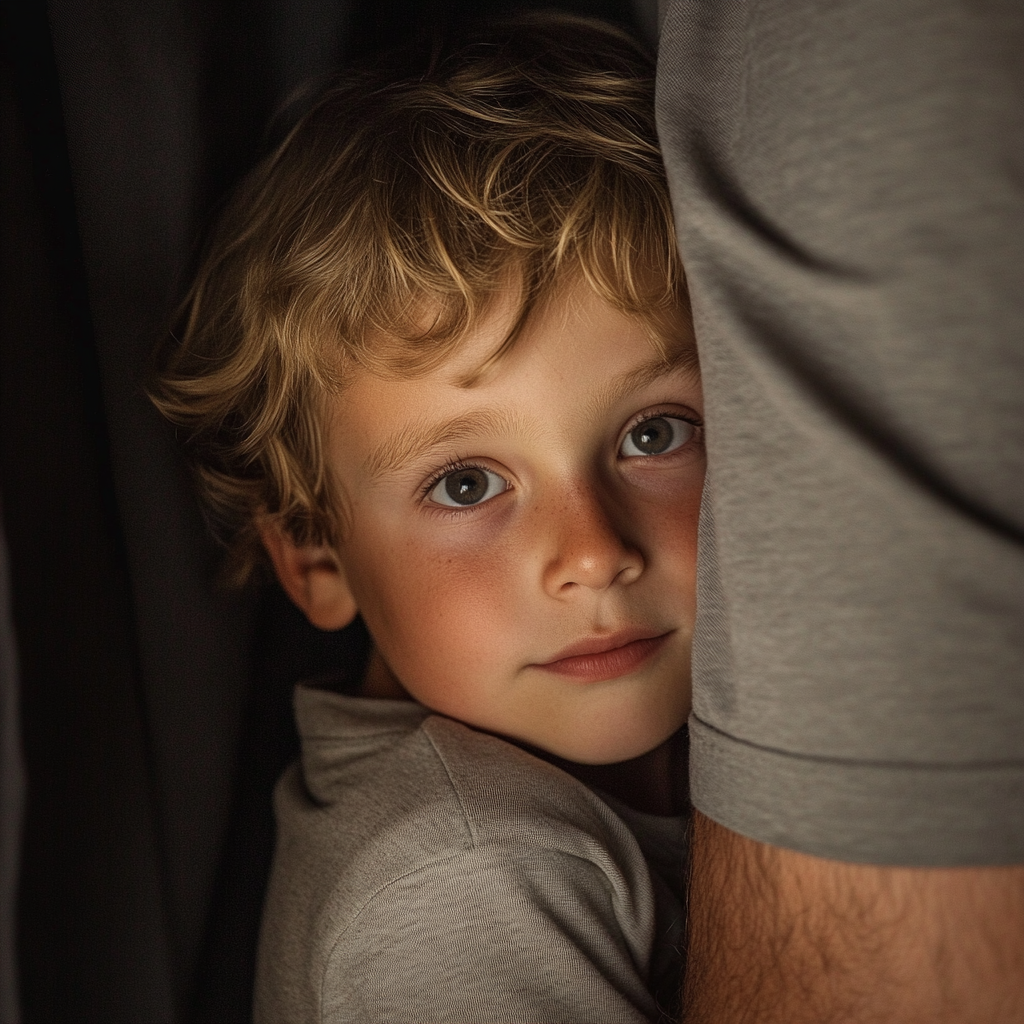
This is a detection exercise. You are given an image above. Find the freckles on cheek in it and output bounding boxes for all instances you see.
[371,528,526,683]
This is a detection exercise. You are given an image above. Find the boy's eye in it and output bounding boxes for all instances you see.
[428,466,507,507]
[619,416,694,458]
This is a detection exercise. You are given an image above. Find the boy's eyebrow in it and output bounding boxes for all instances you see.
[364,348,699,480]
[588,347,700,416]
[365,407,531,480]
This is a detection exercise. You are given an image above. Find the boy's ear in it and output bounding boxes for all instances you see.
[257,521,358,631]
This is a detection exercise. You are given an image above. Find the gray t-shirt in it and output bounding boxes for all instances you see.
[656,0,1024,864]
[254,685,687,1023]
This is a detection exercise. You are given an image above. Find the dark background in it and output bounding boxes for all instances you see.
[0,0,656,1020]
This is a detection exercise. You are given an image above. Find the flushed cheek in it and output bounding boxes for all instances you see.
[348,523,531,699]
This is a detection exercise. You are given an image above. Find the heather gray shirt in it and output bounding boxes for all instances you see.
[255,686,687,1024]
[656,0,1024,864]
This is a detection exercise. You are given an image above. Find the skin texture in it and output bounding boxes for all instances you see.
[262,280,704,765]
[685,810,1024,1024]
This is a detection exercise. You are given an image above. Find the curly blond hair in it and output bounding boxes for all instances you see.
[150,12,687,585]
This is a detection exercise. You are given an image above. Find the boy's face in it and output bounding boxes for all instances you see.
[325,280,703,764]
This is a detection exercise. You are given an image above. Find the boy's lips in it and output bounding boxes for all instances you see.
[534,630,672,683]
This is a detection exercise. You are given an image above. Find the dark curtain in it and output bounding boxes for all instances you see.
[0,1,654,1021]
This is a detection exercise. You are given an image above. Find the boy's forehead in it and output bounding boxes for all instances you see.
[443,282,696,390]
[350,274,696,391]
[327,279,699,481]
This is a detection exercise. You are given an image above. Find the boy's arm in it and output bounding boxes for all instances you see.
[683,811,1024,1023]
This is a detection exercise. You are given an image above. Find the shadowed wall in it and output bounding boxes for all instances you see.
[0,1,654,1020]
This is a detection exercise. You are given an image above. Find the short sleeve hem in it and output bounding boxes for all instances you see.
[690,715,1024,866]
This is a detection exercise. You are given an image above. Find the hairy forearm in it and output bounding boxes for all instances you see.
[683,810,1024,1024]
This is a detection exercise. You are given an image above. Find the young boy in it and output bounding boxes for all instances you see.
[152,14,702,1022]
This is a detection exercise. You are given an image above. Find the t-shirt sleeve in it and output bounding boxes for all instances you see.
[655,0,1024,864]
[321,845,661,1024]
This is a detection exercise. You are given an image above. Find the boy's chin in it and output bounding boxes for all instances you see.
[520,720,687,816]
[534,712,689,766]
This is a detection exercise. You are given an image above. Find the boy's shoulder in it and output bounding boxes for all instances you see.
[257,683,678,1023]
[256,683,669,1023]
[268,684,663,938]
[286,681,646,872]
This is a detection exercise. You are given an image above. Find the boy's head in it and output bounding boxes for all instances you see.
[152,13,703,764]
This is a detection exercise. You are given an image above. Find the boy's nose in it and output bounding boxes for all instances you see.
[540,485,644,597]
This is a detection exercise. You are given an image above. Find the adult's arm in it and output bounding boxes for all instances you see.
[655,0,1024,1018]
[685,811,1024,1023]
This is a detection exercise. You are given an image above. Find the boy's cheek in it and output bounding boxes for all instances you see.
[623,478,702,583]
[343,532,526,679]
[625,463,705,520]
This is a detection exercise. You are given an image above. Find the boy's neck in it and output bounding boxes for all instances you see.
[538,734,689,817]
[360,648,411,700]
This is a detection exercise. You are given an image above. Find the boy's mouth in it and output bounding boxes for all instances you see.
[535,630,672,683]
